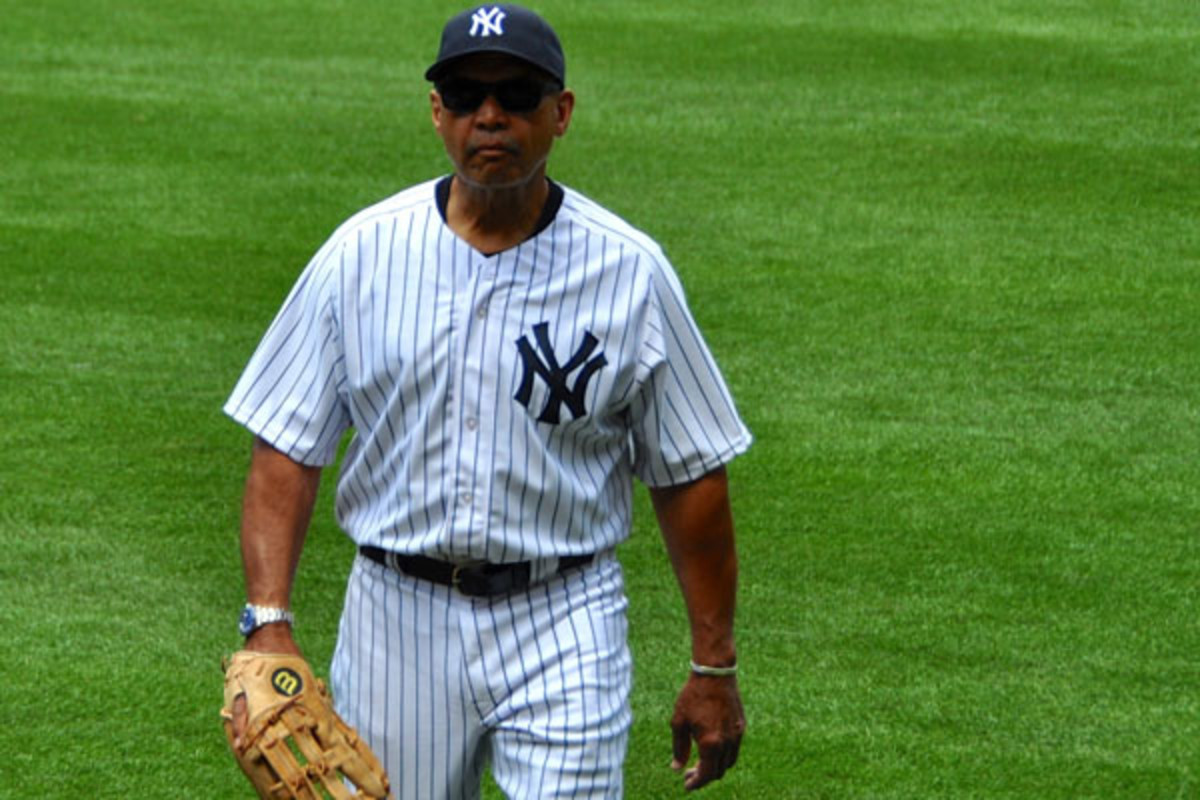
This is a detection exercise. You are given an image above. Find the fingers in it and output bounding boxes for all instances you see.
[670,716,692,772]
[726,734,742,771]
[684,737,741,790]
[672,721,743,791]
[683,735,737,792]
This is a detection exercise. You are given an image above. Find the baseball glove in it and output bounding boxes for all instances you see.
[221,651,390,799]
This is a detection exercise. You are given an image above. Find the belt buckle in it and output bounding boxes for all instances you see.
[456,562,520,597]
[451,563,489,596]
[453,564,494,597]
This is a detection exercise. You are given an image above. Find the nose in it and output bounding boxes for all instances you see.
[473,94,508,128]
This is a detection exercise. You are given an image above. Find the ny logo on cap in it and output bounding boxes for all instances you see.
[470,6,507,37]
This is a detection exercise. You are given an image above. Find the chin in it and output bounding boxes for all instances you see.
[459,168,536,191]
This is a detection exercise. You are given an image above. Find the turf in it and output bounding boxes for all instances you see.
[1,1,1197,797]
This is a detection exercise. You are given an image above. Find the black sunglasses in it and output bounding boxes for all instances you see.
[436,77,558,114]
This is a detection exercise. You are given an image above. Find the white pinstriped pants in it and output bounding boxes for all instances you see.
[330,551,632,799]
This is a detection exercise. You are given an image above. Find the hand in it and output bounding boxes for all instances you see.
[228,623,301,753]
[670,672,745,791]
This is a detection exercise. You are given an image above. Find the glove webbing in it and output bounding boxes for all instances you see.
[249,699,363,800]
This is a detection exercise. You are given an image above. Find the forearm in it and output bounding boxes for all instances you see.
[650,467,739,667]
[239,437,322,650]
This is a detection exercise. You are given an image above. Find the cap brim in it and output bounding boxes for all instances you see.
[425,49,562,84]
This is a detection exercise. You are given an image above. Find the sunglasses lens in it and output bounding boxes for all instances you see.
[495,79,547,112]
[439,80,488,113]
[438,78,551,114]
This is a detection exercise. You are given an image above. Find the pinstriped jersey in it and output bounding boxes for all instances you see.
[225,177,751,563]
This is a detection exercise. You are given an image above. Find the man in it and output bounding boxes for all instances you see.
[225,4,751,797]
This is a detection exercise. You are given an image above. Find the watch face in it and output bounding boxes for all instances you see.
[238,606,256,636]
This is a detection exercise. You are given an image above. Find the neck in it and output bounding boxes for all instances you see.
[446,171,549,253]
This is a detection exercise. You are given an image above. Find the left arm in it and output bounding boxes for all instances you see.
[649,466,745,792]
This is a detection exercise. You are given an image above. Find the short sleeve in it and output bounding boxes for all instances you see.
[627,259,752,487]
[223,251,350,466]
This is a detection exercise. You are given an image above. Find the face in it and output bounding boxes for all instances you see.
[431,54,574,190]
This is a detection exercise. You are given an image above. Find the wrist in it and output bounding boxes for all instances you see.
[690,643,736,669]
[244,622,301,655]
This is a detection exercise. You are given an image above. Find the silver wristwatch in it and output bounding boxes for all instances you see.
[238,603,294,637]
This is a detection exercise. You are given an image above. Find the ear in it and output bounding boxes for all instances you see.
[431,88,445,133]
[552,89,575,137]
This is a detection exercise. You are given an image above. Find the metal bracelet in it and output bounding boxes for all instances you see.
[690,660,738,677]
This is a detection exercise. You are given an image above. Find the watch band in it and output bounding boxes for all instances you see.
[239,603,294,637]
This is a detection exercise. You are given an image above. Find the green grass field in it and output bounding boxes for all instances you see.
[2,1,1197,797]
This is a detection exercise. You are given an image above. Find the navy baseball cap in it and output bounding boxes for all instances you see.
[425,4,565,86]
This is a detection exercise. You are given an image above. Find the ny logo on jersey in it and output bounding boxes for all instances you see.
[514,322,608,424]
[469,6,506,37]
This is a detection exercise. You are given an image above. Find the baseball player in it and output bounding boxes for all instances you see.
[225,4,751,797]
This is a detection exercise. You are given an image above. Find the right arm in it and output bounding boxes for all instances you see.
[227,437,322,751]
[239,436,323,655]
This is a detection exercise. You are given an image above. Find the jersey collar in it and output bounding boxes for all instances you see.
[435,176,564,257]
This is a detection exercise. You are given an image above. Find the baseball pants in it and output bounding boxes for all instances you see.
[331,550,632,799]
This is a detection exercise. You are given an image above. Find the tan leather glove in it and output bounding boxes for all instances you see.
[221,651,390,799]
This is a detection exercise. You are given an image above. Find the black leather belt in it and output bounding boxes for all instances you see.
[359,546,593,597]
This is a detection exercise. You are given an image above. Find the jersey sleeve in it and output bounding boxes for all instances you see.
[223,248,350,466]
[627,256,752,487]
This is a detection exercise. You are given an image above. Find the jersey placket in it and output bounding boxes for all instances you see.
[447,251,499,560]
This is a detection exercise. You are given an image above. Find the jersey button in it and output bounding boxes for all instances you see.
[460,491,473,506]
[465,417,478,431]
[476,306,487,320]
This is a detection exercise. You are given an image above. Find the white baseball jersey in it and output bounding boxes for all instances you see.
[226,176,751,797]
[225,177,752,563]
